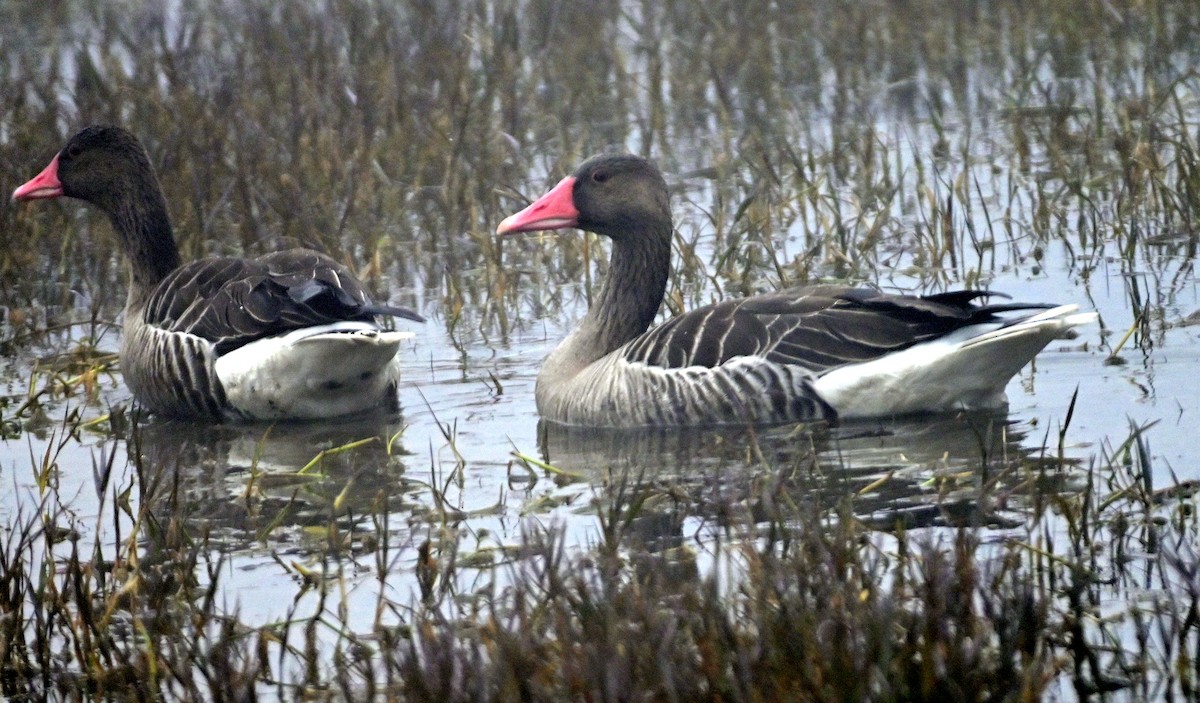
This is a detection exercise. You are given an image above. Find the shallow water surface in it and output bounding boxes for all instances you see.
[0,302,1148,629]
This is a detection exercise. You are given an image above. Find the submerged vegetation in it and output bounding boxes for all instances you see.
[1,0,1199,699]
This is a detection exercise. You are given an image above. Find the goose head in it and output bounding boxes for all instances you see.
[497,154,671,242]
[13,125,178,293]
[13,126,161,212]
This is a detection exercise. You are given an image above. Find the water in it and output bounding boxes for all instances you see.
[0,302,1120,630]
[0,331,1146,640]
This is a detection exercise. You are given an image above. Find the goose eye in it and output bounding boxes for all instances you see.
[591,171,610,184]
[66,144,82,158]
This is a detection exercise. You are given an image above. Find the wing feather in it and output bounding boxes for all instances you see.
[623,284,1055,374]
[142,249,418,354]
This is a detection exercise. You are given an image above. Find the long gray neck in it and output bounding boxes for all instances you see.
[100,178,180,307]
[543,221,671,383]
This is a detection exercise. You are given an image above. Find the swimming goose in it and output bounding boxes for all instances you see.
[497,154,1096,427]
[12,126,424,421]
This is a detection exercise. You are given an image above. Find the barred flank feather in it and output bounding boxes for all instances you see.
[120,321,230,419]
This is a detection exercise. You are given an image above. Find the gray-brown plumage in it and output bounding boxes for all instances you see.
[13,126,423,421]
[498,154,1095,427]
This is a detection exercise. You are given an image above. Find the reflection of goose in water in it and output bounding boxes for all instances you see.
[538,411,1068,533]
[127,412,413,539]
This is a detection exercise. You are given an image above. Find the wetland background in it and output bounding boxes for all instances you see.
[2,0,1200,700]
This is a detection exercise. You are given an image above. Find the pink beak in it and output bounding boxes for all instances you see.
[12,153,65,201]
[496,176,580,235]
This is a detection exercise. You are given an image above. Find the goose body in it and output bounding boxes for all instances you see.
[13,126,423,421]
[498,155,1096,428]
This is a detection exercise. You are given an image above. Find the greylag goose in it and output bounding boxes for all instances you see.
[497,154,1096,427]
[12,126,424,421]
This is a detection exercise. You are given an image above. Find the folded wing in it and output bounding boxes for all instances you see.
[142,249,420,354]
[623,284,1055,373]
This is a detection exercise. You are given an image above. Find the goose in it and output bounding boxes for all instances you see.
[497,154,1096,428]
[12,126,424,421]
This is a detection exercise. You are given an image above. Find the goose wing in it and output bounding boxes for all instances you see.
[142,249,422,354]
[624,285,1052,373]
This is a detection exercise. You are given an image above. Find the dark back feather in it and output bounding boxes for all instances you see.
[625,285,1056,374]
[143,249,421,354]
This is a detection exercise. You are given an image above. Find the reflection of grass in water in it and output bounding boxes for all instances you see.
[1,407,1197,699]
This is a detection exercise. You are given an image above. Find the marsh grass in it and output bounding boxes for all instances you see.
[0,403,1197,701]
[2,0,1197,346]
[3,0,1200,700]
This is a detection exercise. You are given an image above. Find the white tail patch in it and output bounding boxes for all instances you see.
[214,322,413,419]
[813,305,1097,418]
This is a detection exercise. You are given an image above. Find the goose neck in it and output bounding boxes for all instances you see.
[104,185,181,303]
[561,221,672,365]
